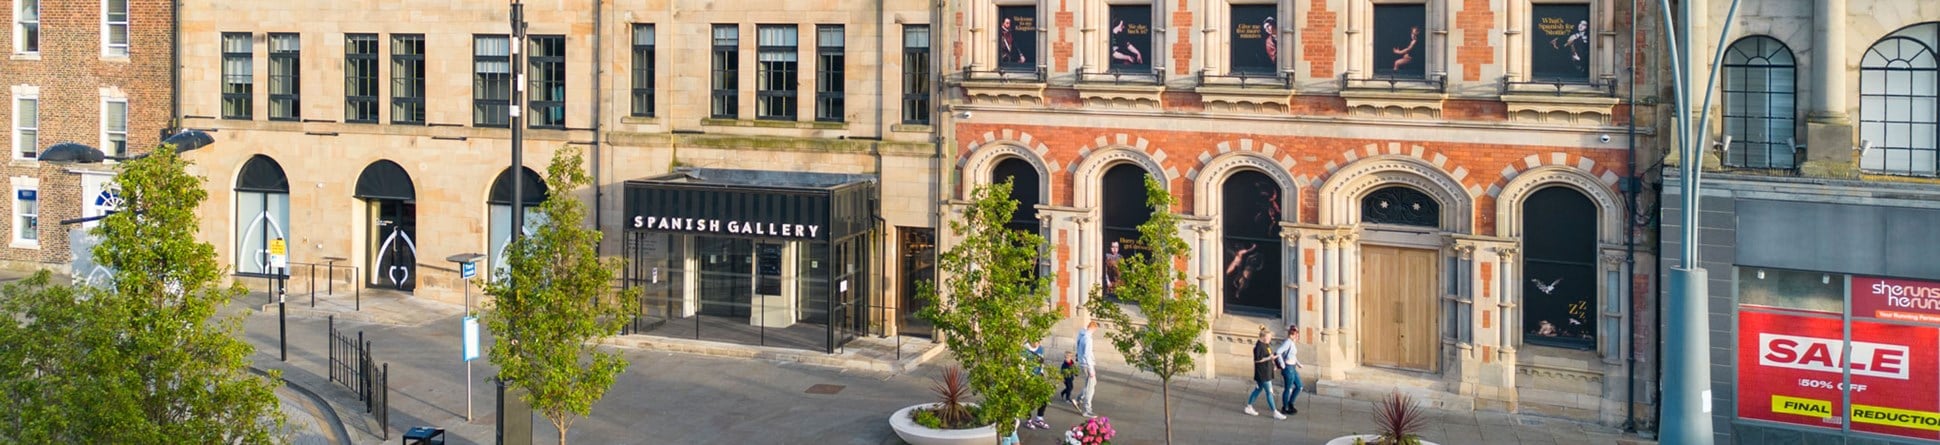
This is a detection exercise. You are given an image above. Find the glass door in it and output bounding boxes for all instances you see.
[697,237,752,319]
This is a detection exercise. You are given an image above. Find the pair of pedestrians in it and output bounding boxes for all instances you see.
[1244,324,1305,419]
[1018,320,1101,435]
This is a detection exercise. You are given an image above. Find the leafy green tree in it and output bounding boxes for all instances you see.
[917,179,1063,437]
[0,146,285,443]
[481,145,631,445]
[1085,176,1210,445]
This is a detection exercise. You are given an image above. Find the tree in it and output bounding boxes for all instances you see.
[481,145,631,445]
[1084,176,1210,445]
[0,147,286,443]
[917,179,1063,437]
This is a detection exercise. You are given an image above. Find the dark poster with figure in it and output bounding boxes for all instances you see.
[1108,5,1152,72]
[1522,261,1596,348]
[998,6,1038,71]
[1531,4,1590,81]
[1229,5,1278,75]
[1221,171,1283,313]
[1100,166,1151,300]
[1372,4,1426,79]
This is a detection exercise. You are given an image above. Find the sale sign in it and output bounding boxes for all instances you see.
[1737,309,1940,440]
[1854,276,1940,324]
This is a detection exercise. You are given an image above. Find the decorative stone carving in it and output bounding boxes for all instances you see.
[1341,90,1447,120]
[1500,94,1620,126]
[960,79,1048,106]
[1317,155,1473,233]
[1074,83,1165,111]
[1195,86,1295,114]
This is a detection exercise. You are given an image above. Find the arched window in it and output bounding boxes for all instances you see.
[235,155,290,276]
[1220,170,1283,314]
[991,157,1041,234]
[488,167,548,279]
[1099,164,1150,300]
[1860,23,1940,176]
[1360,186,1438,227]
[1723,36,1797,168]
[1521,186,1597,350]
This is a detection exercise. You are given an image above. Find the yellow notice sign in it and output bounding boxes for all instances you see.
[1852,404,1940,432]
[269,238,287,256]
[1772,395,1833,418]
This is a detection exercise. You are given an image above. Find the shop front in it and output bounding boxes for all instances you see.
[621,168,878,353]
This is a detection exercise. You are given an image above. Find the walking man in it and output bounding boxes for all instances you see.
[1074,320,1098,417]
[1276,324,1304,414]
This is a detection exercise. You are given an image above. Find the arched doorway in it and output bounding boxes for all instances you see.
[356,160,417,291]
[993,157,1041,233]
[1099,163,1150,300]
[236,155,290,276]
[1358,185,1441,372]
[1520,186,1597,349]
[488,166,547,279]
[1221,170,1283,314]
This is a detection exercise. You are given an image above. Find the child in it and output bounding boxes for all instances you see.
[1059,351,1078,405]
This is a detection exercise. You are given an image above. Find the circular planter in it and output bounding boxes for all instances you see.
[1325,435,1441,445]
[889,403,999,445]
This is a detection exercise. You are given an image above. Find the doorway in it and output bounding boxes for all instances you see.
[698,237,753,320]
[1359,245,1439,372]
[370,200,417,291]
[899,227,936,338]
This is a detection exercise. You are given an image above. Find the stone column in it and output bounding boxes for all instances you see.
[1448,239,1481,396]
[1191,220,1220,379]
[1801,0,1855,177]
[1475,242,1521,411]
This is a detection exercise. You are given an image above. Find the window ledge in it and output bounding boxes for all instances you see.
[1341,89,1448,120]
[10,53,39,61]
[9,159,38,168]
[1072,82,1165,111]
[959,79,1048,107]
[100,54,130,63]
[10,240,38,250]
[890,124,932,133]
[1499,93,1620,126]
[701,118,846,130]
[1194,84,1295,114]
[619,115,658,125]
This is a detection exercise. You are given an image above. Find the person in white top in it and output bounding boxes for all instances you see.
[1074,321,1099,418]
[1275,324,1304,415]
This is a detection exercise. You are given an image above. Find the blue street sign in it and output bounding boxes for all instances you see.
[460,261,477,279]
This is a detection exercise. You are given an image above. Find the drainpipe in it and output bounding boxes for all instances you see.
[171,0,182,135]
[1622,0,1640,433]
[592,0,604,239]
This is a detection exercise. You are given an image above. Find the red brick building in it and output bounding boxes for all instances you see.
[0,0,174,271]
[938,0,1666,427]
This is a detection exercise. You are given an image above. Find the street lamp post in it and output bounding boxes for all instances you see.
[510,0,527,241]
[1657,0,1743,442]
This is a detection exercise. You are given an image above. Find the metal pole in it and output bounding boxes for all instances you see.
[466,277,473,422]
[279,272,287,362]
[510,0,526,242]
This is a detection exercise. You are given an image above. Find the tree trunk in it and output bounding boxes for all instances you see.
[1162,378,1173,445]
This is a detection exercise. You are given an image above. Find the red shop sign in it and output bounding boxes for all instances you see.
[1737,309,1940,440]
[1854,276,1940,324]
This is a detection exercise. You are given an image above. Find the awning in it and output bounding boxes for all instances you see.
[236,155,289,193]
[488,167,548,206]
[354,160,415,201]
[623,168,879,242]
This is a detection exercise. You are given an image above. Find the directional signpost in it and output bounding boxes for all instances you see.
[271,238,289,361]
[447,253,486,422]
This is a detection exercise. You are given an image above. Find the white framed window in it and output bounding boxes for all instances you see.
[102,0,128,57]
[13,89,38,160]
[102,99,128,159]
[14,0,38,54]
[12,183,37,247]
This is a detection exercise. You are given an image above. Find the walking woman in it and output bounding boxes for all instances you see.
[1244,326,1287,419]
[1276,324,1305,414]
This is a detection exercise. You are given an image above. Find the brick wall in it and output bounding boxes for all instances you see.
[1299,0,1335,78]
[0,0,175,266]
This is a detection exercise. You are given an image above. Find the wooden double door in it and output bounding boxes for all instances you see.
[1359,245,1440,372]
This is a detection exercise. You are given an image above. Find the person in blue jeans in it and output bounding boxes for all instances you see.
[1244,326,1287,419]
[1275,324,1305,414]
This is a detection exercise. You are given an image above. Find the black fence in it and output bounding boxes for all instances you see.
[327,315,390,439]
[239,260,361,309]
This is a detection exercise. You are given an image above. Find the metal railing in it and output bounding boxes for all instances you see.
[1077,66,1165,85]
[959,66,1048,83]
[327,315,390,439]
[1200,71,1293,89]
[1340,73,1447,93]
[238,261,360,309]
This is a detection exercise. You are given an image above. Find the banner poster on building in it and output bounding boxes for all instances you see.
[997,6,1038,71]
[1221,171,1283,312]
[1229,5,1278,75]
[1737,308,1940,440]
[1530,4,1590,81]
[1372,4,1426,79]
[1108,5,1152,72]
[1853,276,1940,324]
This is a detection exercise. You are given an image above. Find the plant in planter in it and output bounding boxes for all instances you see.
[890,367,998,445]
[1327,392,1438,445]
[1061,416,1116,445]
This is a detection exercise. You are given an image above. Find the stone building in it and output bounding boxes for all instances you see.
[176,0,937,352]
[936,0,1667,427]
[0,0,172,272]
[1665,1,1940,443]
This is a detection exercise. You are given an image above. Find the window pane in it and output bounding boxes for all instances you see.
[107,101,126,131]
[17,99,35,127]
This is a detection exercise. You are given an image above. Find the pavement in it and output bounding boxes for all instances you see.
[224,285,1659,445]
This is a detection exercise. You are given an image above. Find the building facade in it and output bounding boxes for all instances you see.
[937,0,1666,427]
[0,0,172,272]
[176,0,938,351]
[1666,1,1940,443]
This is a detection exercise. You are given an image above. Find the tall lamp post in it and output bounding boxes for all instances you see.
[510,0,527,240]
[1657,0,1743,442]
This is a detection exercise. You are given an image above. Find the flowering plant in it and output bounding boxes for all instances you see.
[1062,416,1116,445]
